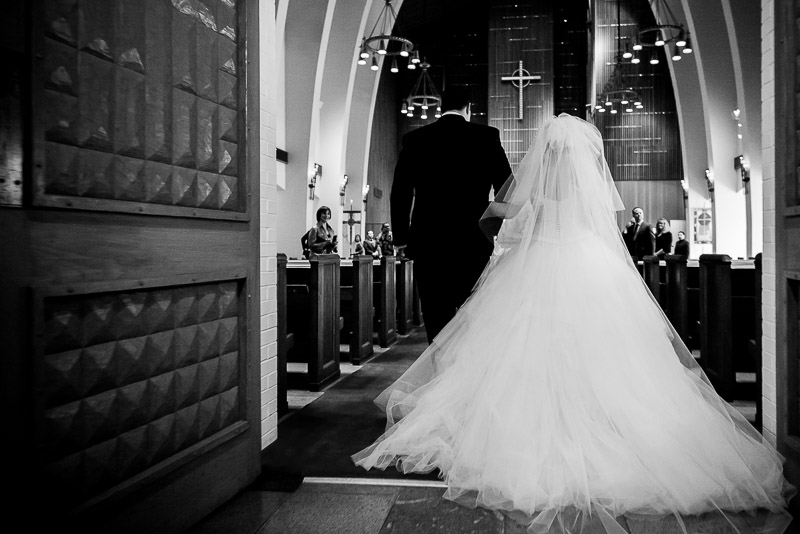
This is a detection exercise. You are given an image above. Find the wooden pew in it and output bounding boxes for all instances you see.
[699,254,734,399]
[396,258,414,335]
[286,255,341,391]
[686,259,701,351]
[412,278,424,327]
[664,254,688,343]
[340,256,374,365]
[373,257,397,347]
[750,253,763,431]
[276,253,293,417]
[697,255,757,401]
[642,255,661,304]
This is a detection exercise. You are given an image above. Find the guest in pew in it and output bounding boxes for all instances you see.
[621,206,655,260]
[379,223,395,257]
[363,230,381,259]
[352,234,365,256]
[390,86,512,342]
[306,206,338,256]
[674,230,690,257]
[301,231,311,260]
[654,218,673,258]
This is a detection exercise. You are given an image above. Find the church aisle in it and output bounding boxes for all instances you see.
[190,328,772,533]
[261,329,440,481]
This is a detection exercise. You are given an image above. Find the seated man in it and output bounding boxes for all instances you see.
[378,223,394,257]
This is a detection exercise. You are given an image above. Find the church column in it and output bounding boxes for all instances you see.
[345,1,408,240]
[668,0,760,258]
[320,0,376,256]
[278,0,333,257]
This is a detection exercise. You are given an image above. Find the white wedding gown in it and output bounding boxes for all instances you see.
[353,115,793,533]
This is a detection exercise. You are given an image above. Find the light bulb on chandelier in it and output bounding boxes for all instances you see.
[356,0,417,74]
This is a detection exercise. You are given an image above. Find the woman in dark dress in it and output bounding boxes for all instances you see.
[307,206,338,255]
[363,230,381,258]
[654,218,673,258]
[352,234,365,256]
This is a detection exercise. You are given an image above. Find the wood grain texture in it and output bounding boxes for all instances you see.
[0,0,262,530]
[613,180,685,231]
[774,0,800,495]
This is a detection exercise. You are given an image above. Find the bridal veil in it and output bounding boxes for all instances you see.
[354,114,793,534]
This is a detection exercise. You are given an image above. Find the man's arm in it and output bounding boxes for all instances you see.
[391,140,415,247]
[489,128,513,194]
[478,128,513,242]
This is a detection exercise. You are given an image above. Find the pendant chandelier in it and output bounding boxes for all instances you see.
[595,0,643,115]
[625,0,692,65]
[401,61,441,120]
[357,0,419,73]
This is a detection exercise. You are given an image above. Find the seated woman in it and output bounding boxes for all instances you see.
[352,234,365,256]
[307,206,338,256]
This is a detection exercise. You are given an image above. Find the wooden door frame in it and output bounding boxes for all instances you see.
[0,0,264,530]
[773,0,800,492]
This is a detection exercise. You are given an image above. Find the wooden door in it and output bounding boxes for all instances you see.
[0,1,261,532]
[775,0,800,516]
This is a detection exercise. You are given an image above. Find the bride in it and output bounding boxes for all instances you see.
[353,114,793,533]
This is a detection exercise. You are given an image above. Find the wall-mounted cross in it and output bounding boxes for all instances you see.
[501,61,541,120]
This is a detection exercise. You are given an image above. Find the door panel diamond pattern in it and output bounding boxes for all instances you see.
[38,280,243,507]
[35,0,244,218]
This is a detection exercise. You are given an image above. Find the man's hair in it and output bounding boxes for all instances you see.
[632,206,643,213]
[441,87,472,112]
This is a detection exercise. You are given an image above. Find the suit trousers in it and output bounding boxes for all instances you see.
[413,254,489,343]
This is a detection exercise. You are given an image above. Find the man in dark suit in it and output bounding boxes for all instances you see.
[391,87,512,343]
[622,206,656,260]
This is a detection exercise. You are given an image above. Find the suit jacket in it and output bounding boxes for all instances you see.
[674,239,690,257]
[391,115,512,260]
[623,221,655,260]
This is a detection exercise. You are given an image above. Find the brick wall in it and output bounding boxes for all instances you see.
[259,0,279,450]
[761,0,777,445]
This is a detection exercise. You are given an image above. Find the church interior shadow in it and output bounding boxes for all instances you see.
[256,330,441,490]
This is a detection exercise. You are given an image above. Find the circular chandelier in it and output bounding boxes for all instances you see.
[595,0,643,115]
[595,67,643,115]
[401,62,441,120]
[357,0,420,73]
[624,0,692,65]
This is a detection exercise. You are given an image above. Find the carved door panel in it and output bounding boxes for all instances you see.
[0,1,260,532]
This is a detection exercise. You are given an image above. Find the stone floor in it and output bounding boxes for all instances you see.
[189,330,786,534]
[190,478,778,534]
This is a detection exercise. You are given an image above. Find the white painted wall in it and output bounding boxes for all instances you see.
[259,0,280,449]
[669,0,763,258]
[276,0,331,258]
[760,0,777,446]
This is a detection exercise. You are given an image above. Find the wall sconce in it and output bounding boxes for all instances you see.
[308,163,322,200]
[704,169,714,193]
[734,155,750,183]
[362,184,370,205]
[339,174,348,206]
[680,178,689,200]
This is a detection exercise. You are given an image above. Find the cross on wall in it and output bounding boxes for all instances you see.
[501,60,541,120]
